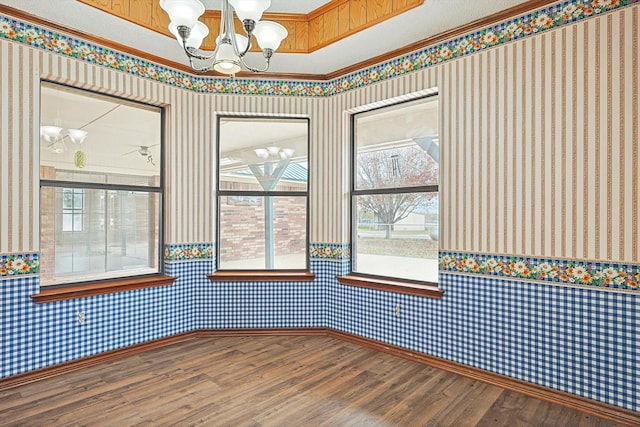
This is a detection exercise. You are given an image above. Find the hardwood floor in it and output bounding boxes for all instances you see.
[0,336,627,426]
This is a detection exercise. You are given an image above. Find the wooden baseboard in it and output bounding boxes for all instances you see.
[194,328,327,338]
[1,328,637,425]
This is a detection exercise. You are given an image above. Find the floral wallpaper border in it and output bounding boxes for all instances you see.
[0,253,39,279]
[439,251,640,292]
[164,243,351,261]
[164,243,214,262]
[0,0,636,96]
[309,243,351,261]
[2,247,638,292]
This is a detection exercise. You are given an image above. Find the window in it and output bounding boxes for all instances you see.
[62,188,84,232]
[351,95,439,284]
[39,82,163,287]
[216,116,309,271]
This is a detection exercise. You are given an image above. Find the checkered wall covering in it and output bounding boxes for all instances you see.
[1,256,637,412]
[327,270,639,412]
[0,262,199,379]
[194,261,329,329]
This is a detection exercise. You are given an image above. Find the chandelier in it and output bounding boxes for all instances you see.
[160,0,288,75]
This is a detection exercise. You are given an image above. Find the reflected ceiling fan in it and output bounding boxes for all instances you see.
[122,144,159,165]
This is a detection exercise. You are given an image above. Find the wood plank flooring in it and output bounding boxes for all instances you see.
[0,336,626,426]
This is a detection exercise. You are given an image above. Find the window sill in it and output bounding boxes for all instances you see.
[336,275,443,299]
[208,271,315,282]
[30,274,177,303]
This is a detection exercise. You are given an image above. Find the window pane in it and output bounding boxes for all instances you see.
[353,193,438,282]
[105,191,159,272]
[218,195,307,270]
[356,144,438,190]
[62,188,74,209]
[40,82,161,185]
[73,191,83,209]
[355,96,439,190]
[219,118,308,192]
[62,212,73,232]
[40,187,160,285]
[73,213,83,231]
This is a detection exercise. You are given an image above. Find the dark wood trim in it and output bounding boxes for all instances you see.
[336,274,443,298]
[327,330,640,427]
[0,331,196,391]
[194,328,327,338]
[30,274,177,303]
[208,271,315,282]
[0,327,637,425]
[2,0,561,82]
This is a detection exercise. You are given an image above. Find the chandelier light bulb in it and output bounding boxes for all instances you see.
[281,148,295,158]
[253,20,287,51]
[213,41,242,74]
[228,0,270,23]
[68,129,88,144]
[160,0,205,28]
[170,21,209,49]
[40,125,62,143]
[267,146,280,156]
[254,148,269,159]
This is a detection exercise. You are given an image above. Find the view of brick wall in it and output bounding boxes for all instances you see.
[219,179,306,263]
[39,166,56,283]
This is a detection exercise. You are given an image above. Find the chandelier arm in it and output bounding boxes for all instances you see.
[175,25,220,62]
[234,20,255,58]
[225,4,252,58]
[187,55,216,73]
[220,1,228,39]
[183,44,217,61]
[235,30,253,57]
[238,48,273,73]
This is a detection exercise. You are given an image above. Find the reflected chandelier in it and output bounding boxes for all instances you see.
[40,125,88,154]
[160,0,288,75]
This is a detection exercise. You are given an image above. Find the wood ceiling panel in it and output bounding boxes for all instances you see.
[349,0,368,32]
[112,0,129,15]
[367,0,392,22]
[323,6,339,43]
[338,2,350,36]
[76,0,423,54]
[309,14,324,48]
[130,0,153,25]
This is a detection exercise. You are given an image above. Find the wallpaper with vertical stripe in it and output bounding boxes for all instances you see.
[328,5,639,264]
[3,5,637,264]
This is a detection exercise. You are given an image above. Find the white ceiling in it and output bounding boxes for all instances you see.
[0,0,534,75]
